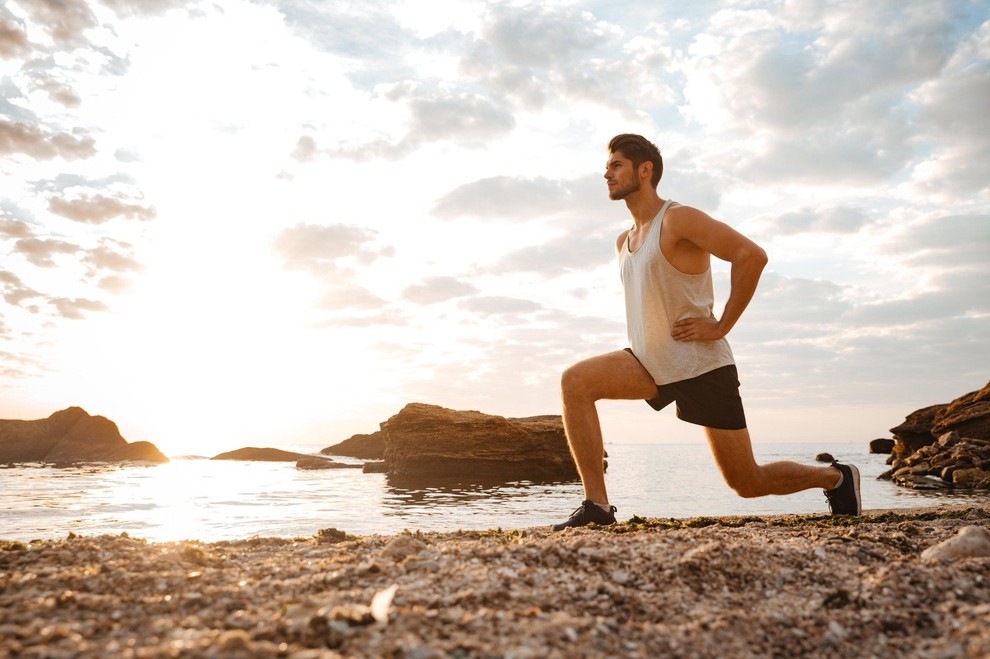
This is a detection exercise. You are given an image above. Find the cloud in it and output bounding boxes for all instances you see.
[0,16,29,58]
[461,4,659,112]
[0,120,96,160]
[81,240,142,275]
[882,214,990,269]
[99,0,191,18]
[272,223,384,272]
[49,296,109,319]
[679,3,965,185]
[317,83,516,161]
[48,193,156,224]
[20,0,97,45]
[432,176,575,220]
[0,270,43,307]
[459,295,543,316]
[273,223,394,313]
[401,276,478,304]
[495,235,613,277]
[750,206,872,238]
[11,237,79,268]
[910,23,990,195]
[0,217,34,239]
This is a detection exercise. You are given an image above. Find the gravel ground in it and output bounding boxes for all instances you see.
[2,504,989,658]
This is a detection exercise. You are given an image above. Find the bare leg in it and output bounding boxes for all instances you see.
[560,351,657,503]
[705,427,842,497]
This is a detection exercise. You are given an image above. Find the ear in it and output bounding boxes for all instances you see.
[639,161,653,180]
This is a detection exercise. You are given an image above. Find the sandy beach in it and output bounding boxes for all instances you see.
[2,504,989,658]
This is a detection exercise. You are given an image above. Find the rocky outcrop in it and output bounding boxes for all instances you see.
[380,403,580,480]
[880,431,990,490]
[0,407,168,465]
[882,381,990,491]
[321,431,385,460]
[889,380,990,460]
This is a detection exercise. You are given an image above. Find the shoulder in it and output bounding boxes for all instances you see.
[663,203,725,242]
[615,228,630,253]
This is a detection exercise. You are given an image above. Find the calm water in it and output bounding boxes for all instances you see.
[1,442,983,543]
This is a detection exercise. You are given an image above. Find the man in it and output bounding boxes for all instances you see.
[552,133,860,531]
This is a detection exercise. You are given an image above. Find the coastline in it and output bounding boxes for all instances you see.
[2,504,989,658]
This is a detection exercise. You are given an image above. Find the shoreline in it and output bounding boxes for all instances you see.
[3,504,990,657]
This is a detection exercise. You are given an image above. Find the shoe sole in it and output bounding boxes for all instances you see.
[847,463,862,515]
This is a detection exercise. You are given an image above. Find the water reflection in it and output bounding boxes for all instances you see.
[383,474,576,509]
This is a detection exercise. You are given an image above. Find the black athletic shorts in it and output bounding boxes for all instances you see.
[624,348,747,430]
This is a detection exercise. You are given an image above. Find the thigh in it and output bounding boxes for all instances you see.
[563,350,658,401]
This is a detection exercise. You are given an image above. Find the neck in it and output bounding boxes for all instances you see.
[625,188,665,228]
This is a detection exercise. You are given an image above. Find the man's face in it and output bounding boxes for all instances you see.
[604,152,641,201]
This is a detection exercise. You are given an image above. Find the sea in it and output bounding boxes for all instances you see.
[1,442,984,543]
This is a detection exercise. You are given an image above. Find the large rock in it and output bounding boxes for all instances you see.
[889,381,990,459]
[321,431,385,460]
[0,407,168,464]
[931,380,990,439]
[380,403,579,481]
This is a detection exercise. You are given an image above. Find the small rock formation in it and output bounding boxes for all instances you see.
[880,431,990,490]
[0,407,168,465]
[211,447,316,462]
[882,381,990,491]
[379,403,580,481]
[869,438,895,454]
[889,380,990,460]
[815,452,835,463]
[921,525,990,563]
[321,431,385,460]
[295,456,361,470]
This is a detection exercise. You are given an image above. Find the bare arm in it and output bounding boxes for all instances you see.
[667,207,767,341]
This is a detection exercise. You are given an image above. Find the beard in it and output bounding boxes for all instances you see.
[608,177,641,200]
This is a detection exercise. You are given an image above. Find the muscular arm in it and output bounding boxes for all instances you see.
[666,207,768,341]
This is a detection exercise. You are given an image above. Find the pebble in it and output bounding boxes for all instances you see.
[1,506,989,657]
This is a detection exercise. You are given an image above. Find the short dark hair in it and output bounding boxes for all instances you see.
[608,133,663,188]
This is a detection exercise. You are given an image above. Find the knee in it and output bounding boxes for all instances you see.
[560,364,593,402]
[725,468,765,499]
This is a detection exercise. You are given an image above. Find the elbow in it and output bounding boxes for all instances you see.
[757,247,768,269]
[741,245,768,271]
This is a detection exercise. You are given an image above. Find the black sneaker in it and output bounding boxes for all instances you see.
[824,461,861,515]
[552,500,617,531]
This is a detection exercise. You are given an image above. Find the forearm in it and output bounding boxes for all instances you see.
[717,248,767,337]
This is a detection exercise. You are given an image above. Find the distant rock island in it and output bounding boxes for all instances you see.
[323,403,581,481]
[0,407,168,465]
[210,447,360,470]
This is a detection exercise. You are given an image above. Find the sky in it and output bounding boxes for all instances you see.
[1,0,988,456]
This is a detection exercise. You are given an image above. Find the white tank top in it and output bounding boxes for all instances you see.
[618,200,735,385]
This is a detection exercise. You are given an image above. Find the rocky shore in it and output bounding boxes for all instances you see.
[3,505,989,658]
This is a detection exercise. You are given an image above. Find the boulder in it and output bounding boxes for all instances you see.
[889,380,990,459]
[211,447,314,462]
[921,525,990,563]
[931,380,990,439]
[815,452,835,463]
[380,403,580,481]
[321,431,385,460]
[889,404,943,459]
[869,438,895,454]
[0,407,168,464]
